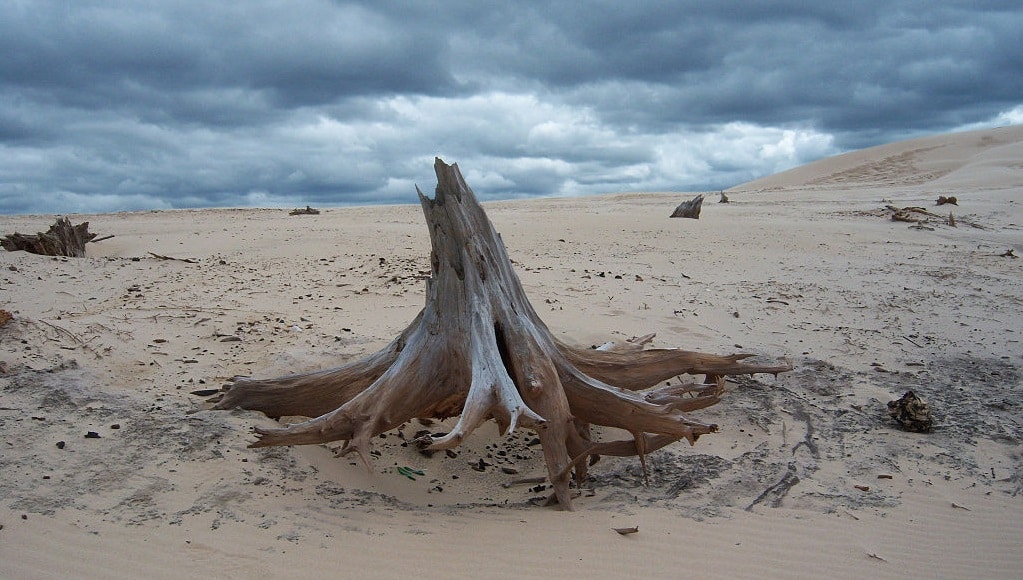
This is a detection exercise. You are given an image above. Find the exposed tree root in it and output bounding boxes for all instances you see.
[214,158,791,509]
[2,217,106,257]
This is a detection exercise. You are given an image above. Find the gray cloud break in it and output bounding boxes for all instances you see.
[1,1,1021,214]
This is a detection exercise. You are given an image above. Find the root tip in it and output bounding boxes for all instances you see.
[248,426,285,448]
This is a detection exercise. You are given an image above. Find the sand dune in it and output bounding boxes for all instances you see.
[732,124,1023,191]
[2,127,1021,578]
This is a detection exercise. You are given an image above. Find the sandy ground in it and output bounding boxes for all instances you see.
[1,125,1021,578]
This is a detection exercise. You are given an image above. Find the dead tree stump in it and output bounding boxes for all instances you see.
[670,194,704,219]
[2,217,102,257]
[213,159,790,509]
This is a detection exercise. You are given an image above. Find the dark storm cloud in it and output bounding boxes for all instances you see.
[1,0,1020,214]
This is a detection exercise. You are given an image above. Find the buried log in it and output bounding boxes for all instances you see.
[213,159,791,509]
[670,194,705,219]
[889,206,932,223]
[2,217,109,257]
[885,204,980,229]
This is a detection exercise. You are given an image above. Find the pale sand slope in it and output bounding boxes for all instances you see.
[1,125,1021,578]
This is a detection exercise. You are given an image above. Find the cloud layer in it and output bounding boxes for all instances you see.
[2,1,1021,214]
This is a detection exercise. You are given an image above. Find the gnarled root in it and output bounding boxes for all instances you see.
[213,158,790,510]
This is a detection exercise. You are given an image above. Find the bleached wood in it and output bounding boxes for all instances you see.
[214,158,791,509]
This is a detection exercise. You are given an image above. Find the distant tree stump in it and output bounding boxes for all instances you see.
[289,205,321,215]
[670,195,704,219]
[2,217,105,257]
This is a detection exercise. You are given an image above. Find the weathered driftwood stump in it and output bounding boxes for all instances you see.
[2,217,102,257]
[214,159,790,509]
[670,194,704,219]
[289,205,321,215]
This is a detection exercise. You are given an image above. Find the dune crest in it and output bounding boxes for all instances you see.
[732,124,1023,192]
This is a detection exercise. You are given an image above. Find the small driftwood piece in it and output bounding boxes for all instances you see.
[718,191,730,203]
[936,195,958,206]
[2,217,107,257]
[670,194,704,219]
[148,252,198,264]
[747,464,800,510]
[289,205,321,216]
[886,205,980,229]
[887,391,933,432]
[888,205,932,223]
[214,159,791,510]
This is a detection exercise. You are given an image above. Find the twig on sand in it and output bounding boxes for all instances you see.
[746,463,800,510]
[501,476,547,488]
[902,335,923,348]
[148,252,198,263]
[32,319,103,359]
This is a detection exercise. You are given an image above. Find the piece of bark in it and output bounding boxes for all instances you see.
[670,195,704,219]
[2,217,103,257]
[213,159,790,510]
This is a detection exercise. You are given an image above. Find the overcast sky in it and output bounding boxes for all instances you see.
[2,1,1021,214]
